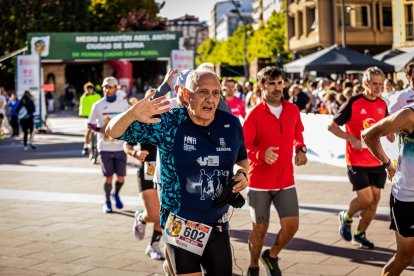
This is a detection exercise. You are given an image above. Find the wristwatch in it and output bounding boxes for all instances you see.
[297,146,307,154]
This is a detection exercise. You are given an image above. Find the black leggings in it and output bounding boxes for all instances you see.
[165,230,232,275]
[20,118,33,146]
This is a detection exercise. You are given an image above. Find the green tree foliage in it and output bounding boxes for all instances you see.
[0,0,161,88]
[196,10,288,66]
[196,38,223,65]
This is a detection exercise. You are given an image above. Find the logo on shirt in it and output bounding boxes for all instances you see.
[217,138,231,152]
[362,118,376,129]
[197,156,219,166]
[224,124,230,128]
[377,108,384,115]
[360,108,367,115]
[184,135,197,151]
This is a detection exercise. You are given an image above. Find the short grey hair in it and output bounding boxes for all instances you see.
[362,66,385,85]
[185,69,219,92]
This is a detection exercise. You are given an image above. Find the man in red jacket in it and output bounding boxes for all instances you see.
[243,66,307,276]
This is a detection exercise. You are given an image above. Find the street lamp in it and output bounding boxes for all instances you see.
[230,1,248,80]
[340,0,346,48]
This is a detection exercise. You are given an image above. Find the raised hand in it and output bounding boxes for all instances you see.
[130,90,171,123]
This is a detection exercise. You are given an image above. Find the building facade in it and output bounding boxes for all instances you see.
[286,0,393,55]
[165,15,209,51]
[209,0,253,40]
[393,0,414,50]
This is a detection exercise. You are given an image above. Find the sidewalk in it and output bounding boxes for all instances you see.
[0,114,413,275]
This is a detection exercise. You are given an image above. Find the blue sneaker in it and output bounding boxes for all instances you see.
[103,200,112,213]
[338,210,352,241]
[111,193,123,209]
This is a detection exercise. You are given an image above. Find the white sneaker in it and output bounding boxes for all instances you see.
[23,146,28,151]
[133,210,146,240]
[145,242,165,260]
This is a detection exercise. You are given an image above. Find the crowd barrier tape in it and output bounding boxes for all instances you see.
[301,113,399,168]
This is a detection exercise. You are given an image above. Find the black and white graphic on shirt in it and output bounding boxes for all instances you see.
[196,169,229,200]
[196,156,219,166]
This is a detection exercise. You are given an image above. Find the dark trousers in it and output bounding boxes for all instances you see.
[10,115,19,136]
[20,118,33,146]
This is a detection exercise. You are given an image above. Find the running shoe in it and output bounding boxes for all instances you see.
[82,147,89,156]
[29,143,36,150]
[145,242,165,260]
[103,200,112,213]
[23,146,28,151]
[111,193,123,209]
[338,210,352,241]
[260,249,281,276]
[133,210,146,240]
[247,266,259,276]
[352,232,374,249]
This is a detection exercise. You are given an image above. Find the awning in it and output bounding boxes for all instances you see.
[284,45,394,74]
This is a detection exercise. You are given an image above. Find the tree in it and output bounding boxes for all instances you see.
[196,10,289,68]
[118,9,166,31]
[196,38,223,66]
[0,0,90,88]
[88,0,160,31]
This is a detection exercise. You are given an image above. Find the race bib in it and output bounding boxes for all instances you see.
[163,213,212,256]
[144,161,156,181]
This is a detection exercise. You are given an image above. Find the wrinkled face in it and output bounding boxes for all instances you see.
[260,76,284,106]
[103,85,117,97]
[185,74,221,125]
[365,74,384,99]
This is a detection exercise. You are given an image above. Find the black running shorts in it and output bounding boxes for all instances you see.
[347,165,387,191]
[390,194,414,237]
[165,230,232,275]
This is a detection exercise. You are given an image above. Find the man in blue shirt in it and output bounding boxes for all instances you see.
[106,69,248,276]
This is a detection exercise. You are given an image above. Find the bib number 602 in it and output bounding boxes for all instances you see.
[183,227,205,242]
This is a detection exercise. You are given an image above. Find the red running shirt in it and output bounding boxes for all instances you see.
[334,94,388,167]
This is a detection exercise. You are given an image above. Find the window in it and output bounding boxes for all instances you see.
[406,4,414,41]
[382,6,392,27]
[337,4,370,28]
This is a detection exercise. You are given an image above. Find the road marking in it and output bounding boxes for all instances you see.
[0,189,389,214]
[0,165,348,182]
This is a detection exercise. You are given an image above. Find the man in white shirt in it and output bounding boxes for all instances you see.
[88,77,129,213]
[388,62,414,114]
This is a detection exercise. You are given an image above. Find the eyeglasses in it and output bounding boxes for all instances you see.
[266,80,284,86]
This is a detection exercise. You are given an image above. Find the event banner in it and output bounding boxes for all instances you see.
[16,54,45,128]
[27,31,182,61]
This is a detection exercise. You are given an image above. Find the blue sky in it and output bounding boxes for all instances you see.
[158,0,219,22]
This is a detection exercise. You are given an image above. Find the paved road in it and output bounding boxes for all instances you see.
[0,113,413,275]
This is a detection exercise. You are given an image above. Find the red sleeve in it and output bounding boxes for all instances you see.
[293,107,305,151]
[243,111,265,163]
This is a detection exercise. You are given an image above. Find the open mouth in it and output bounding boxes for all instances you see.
[202,106,213,112]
